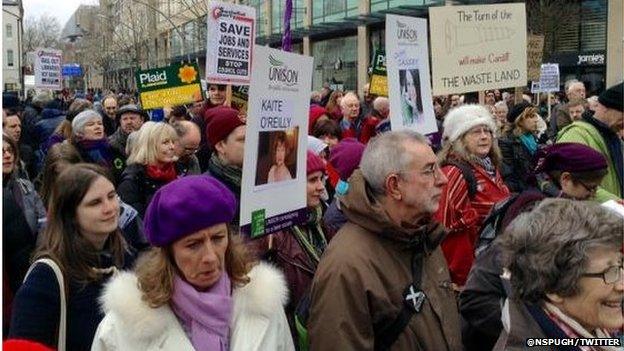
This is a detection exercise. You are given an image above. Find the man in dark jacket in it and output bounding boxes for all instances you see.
[108,104,146,156]
[308,131,462,351]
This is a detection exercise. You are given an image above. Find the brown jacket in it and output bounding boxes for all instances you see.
[308,170,462,351]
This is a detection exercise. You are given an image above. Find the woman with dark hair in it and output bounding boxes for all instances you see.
[399,69,423,126]
[92,176,294,350]
[499,102,544,192]
[267,132,293,183]
[324,90,344,120]
[3,133,47,333]
[6,163,133,350]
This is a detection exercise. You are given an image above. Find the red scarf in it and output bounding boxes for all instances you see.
[146,163,177,183]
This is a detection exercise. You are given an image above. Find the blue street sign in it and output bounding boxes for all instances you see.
[62,64,83,76]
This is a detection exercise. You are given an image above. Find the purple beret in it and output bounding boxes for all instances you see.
[144,175,237,247]
[534,143,608,174]
[329,138,365,180]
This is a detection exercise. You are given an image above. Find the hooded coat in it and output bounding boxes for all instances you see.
[308,170,462,351]
[91,262,295,351]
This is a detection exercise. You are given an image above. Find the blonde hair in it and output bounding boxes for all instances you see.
[135,233,254,308]
[126,122,178,165]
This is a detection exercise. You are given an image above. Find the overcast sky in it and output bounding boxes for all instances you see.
[23,0,98,27]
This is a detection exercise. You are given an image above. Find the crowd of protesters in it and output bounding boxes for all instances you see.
[1,78,622,351]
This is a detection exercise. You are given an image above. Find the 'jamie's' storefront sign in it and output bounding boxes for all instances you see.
[549,51,605,67]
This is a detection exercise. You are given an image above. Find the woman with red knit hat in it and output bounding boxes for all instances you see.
[255,151,330,348]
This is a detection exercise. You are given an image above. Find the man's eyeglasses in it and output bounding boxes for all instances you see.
[581,265,623,285]
[398,164,443,181]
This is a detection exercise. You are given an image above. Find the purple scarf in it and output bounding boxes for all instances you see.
[75,138,114,168]
[171,272,233,351]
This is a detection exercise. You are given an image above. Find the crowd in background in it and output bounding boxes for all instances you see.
[1,77,623,351]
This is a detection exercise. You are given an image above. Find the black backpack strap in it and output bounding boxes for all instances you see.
[374,249,425,351]
[442,160,477,200]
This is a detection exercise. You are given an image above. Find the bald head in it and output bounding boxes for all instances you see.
[173,120,201,158]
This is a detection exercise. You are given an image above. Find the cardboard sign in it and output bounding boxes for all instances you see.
[429,3,527,95]
[369,50,388,97]
[135,62,204,110]
[527,34,545,81]
[34,48,62,89]
[386,15,437,135]
[231,85,249,115]
[539,63,560,92]
[206,1,256,85]
[240,45,313,238]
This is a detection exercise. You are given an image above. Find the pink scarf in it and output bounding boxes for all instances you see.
[171,272,233,351]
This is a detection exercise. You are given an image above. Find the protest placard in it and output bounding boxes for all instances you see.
[240,45,313,238]
[369,50,388,97]
[539,63,560,92]
[231,85,249,115]
[34,48,62,90]
[135,62,203,110]
[429,3,527,95]
[527,34,545,81]
[206,1,255,85]
[386,15,437,135]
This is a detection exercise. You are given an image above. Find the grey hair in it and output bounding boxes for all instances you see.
[500,198,622,304]
[372,97,389,112]
[564,79,583,93]
[32,91,53,109]
[494,101,508,110]
[339,92,360,111]
[360,130,430,196]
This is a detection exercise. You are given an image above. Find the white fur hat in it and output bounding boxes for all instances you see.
[442,104,497,144]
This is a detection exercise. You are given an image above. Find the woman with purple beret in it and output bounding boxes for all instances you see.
[92,175,294,351]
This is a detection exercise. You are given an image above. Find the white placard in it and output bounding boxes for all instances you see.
[539,63,560,92]
[429,3,527,95]
[34,48,62,90]
[205,1,255,85]
[240,45,313,238]
[386,15,437,135]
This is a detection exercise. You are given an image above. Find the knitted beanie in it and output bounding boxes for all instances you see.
[205,106,244,148]
[328,137,365,180]
[144,175,237,247]
[307,150,325,176]
[442,104,497,143]
[534,143,608,174]
[598,82,623,112]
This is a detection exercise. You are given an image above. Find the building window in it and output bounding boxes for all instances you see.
[312,36,357,91]
[6,24,12,38]
[7,50,14,67]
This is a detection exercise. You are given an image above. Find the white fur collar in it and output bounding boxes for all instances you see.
[99,262,289,341]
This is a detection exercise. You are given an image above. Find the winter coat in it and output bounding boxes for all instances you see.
[557,120,623,202]
[117,164,169,218]
[3,177,46,296]
[21,105,42,150]
[34,108,65,148]
[175,155,202,177]
[434,162,510,286]
[108,128,129,157]
[308,170,462,351]
[91,262,295,351]
[8,253,134,350]
[499,134,538,193]
[492,299,550,351]
[460,190,546,351]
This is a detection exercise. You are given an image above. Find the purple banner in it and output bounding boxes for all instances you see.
[281,0,292,52]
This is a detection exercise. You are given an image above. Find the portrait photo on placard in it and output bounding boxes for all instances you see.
[398,68,424,127]
[255,127,299,187]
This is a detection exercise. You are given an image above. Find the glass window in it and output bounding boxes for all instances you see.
[7,50,14,67]
[312,36,357,91]
[6,24,12,38]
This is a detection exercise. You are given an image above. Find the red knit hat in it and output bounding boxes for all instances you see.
[307,150,325,175]
[309,105,328,134]
[205,106,245,148]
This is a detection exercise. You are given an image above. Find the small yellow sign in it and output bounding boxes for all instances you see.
[140,84,202,110]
